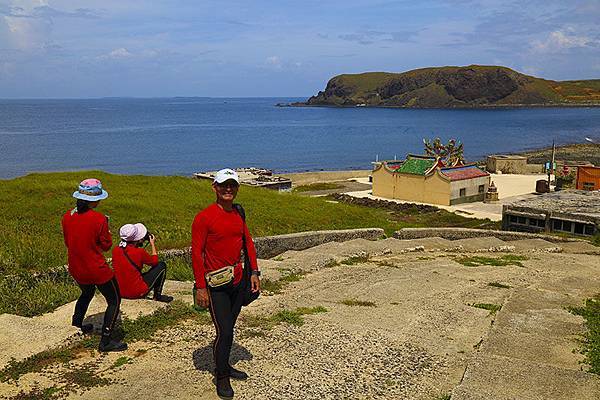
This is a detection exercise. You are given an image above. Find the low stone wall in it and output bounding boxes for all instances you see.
[393,227,580,243]
[160,228,386,261]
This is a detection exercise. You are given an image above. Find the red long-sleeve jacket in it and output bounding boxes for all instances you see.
[62,208,114,285]
[192,203,258,289]
[112,245,159,299]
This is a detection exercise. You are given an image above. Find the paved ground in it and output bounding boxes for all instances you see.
[1,236,598,399]
[286,170,549,221]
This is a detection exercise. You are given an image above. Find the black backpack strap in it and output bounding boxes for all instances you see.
[121,247,140,269]
[233,203,246,221]
[233,203,251,276]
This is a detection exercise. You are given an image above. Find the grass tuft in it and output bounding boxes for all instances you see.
[469,303,502,315]
[111,356,132,369]
[455,254,527,268]
[487,282,511,289]
[568,296,600,374]
[242,306,328,332]
[341,253,369,265]
[340,299,377,307]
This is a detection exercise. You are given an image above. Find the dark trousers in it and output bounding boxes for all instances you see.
[207,282,244,377]
[142,261,167,298]
[72,277,121,341]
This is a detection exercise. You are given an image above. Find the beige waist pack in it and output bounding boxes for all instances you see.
[205,266,234,288]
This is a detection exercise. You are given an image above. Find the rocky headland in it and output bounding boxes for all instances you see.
[298,65,600,108]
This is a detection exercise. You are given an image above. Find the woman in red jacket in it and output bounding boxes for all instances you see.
[112,223,172,302]
[62,178,126,352]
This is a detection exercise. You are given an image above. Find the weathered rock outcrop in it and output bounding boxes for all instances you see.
[301,65,600,108]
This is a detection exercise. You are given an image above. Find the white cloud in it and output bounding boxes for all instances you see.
[107,47,132,58]
[265,55,282,68]
[532,30,596,53]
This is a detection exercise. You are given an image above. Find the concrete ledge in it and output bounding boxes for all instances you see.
[393,227,581,243]
[254,228,385,259]
[160,228,386,260]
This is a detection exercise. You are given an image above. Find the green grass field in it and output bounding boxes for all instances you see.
[0,171,496,316]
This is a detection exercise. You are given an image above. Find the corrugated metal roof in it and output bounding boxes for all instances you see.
[441,165,489,181]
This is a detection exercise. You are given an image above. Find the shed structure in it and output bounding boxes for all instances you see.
[576,166,600,191]
[502,190,600,237]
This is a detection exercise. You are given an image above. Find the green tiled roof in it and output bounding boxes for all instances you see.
[395,158,435,175]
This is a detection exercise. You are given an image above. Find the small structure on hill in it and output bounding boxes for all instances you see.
[485,155,545,174]
[372,154,490,206]
[502,190,599,236]
[576,166,600,191]
[194,168,292,191]
[484,181,499,203]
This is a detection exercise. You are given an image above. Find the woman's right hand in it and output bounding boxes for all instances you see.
[149,234,156,246]
[195,288,209,309]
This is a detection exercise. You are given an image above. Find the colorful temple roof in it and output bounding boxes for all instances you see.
[394,156,436,175]
[440,165,489,181]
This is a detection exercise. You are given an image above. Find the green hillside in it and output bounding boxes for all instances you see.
[302,65,600,108]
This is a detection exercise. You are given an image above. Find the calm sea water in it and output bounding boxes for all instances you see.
[1,97,599,179]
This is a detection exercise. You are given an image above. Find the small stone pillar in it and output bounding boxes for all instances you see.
[484,181,499,203]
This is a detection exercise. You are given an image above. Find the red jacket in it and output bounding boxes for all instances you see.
[112,245,159,299]
[62,208,113,285]
[192,203,258,289]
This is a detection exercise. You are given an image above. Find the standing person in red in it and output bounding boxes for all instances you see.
[192,168,260,399]
[112,223,172,302]
[61,178,127,352]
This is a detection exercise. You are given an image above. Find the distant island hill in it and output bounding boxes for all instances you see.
[293,65,600,108]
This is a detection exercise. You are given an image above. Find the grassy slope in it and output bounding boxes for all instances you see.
[321,66,600,105]
[0,171,404,274]
[0,171,498,317]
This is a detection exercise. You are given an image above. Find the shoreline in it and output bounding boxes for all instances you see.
[289,103,600,109]
[1,142,596,182]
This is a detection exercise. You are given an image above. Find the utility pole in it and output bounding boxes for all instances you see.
[548,140,555,191]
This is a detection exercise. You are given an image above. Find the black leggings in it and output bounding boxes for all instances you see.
[142,261,167,298]
[73,277,121,340]
[208,282,244,377]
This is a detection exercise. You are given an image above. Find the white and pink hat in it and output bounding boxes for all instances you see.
[119,223,148,242]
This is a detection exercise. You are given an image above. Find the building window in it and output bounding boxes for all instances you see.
[538,219,546,227]
[529,218,538,226]
[582,182,595,190]
[510,215,518,223]
[459,188,466,197]
[478,185,485,194]
[518,216,526,225]
[585,225,595,235]
[563,221,572,232]
[553,219,561,230]
[574,223,584,235]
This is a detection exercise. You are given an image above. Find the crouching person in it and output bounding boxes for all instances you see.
[113,223,173,303]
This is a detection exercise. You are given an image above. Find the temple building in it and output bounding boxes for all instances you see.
[372,154,490,206]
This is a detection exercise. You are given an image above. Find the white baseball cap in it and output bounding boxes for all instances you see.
[119,223,148,242]
[214,168,239,184]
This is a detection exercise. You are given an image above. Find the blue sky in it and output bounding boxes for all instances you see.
[1,0,599,98]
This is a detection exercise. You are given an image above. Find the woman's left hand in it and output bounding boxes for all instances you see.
[250,275,260,293]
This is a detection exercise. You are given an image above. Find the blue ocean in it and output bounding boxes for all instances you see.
[1,97,599,179]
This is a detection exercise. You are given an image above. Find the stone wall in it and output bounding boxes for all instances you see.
[160,228,386,261]
[393,227,580,243]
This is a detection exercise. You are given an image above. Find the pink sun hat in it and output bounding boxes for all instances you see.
[72,178,109,201]
[119,223,148,242]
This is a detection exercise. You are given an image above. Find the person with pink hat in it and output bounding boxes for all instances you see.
[112,223,172,302]
[61,178,127,352]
